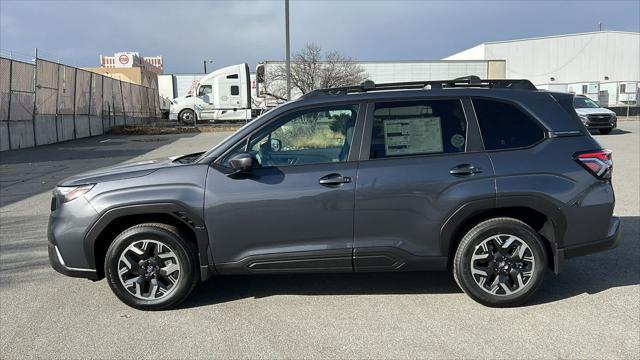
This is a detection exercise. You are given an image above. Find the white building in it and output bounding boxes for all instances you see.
[444,31,639,84]
[100,51,164,74]
[444,31,640,105]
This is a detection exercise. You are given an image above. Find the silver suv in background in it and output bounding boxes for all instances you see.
[574,95,617,134]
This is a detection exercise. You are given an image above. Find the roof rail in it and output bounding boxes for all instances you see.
[301,76,537,98]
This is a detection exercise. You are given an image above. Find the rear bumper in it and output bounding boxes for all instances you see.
[555,215,620,273]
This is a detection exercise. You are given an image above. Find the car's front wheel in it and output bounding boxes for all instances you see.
[600,128,613,135]
[453,217,547,307]
[105,223,199,310]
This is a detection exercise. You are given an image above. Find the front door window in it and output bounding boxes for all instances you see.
[226,105,359,167]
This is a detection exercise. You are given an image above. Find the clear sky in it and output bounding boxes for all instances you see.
[1,0,638,73]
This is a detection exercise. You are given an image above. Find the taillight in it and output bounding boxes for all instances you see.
[575,149,613,179]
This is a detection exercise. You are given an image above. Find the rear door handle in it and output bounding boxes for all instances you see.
[450,164,482,176]
[319,173,352,186]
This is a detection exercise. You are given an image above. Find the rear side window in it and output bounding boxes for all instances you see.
[472,99,544,150]
[370,100,467,159]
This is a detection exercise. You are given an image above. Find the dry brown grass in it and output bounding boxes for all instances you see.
[286,128,345,149]
[107,125,243,135]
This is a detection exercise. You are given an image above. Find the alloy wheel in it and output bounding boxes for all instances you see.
[470,234,536,296]
[117,240,181,300]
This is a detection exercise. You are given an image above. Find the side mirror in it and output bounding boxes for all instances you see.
[270,138,282,152]
[228,152,254,176]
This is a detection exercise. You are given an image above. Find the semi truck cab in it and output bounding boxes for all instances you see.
[169,63,252,123]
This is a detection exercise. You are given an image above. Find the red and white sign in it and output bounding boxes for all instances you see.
[114,52,136,68]
[118,54,129,64]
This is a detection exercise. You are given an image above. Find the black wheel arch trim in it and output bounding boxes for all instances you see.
[440,195,567,273]
[83,202,214,280]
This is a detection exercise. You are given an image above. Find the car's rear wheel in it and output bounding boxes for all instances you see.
[105,223,199,310]
[178,109,196,125]
[453,217,547,307]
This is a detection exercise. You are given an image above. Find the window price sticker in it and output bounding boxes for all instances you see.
[383,117,443,156]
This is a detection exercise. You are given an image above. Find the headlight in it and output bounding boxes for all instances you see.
[579,114,588,123]
[54,184,95,203]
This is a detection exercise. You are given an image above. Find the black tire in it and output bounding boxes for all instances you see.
[105,223,199,310]
[178,109,196,125]
[453,217,547,307]
[600,128,613,135]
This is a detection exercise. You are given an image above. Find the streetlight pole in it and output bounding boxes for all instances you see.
[203,60,213,73]
[285,0,291,101]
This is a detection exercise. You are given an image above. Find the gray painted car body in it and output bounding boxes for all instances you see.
[48,86,618,281]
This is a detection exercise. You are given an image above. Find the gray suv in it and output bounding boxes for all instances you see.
[48,77,620,310]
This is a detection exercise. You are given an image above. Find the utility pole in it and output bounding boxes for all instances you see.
[203,60,213,74]
[285,0,291,101]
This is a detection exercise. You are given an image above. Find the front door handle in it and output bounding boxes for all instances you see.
[319,173,352,186]
[450,164,482,177]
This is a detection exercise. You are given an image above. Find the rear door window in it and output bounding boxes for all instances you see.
[370,100,467,159]
[472,99,545,150]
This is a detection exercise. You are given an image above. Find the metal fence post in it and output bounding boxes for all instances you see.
[88,72,93,137]
[31,48,38,146]
[6,59,13,149]
[129,82,134,126]
[120,80,126,127]
[54,61,60,142]
[72,67,78,139]
[100,74,105,133]
[111,77,116,129]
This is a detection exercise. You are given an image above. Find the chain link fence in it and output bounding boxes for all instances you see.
[0,56,161,151]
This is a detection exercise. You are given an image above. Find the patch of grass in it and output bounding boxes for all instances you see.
[107,125,243,135]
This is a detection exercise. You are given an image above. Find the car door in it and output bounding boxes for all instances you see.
[204,103,364,273]
[353,98,496,271]
[195,84,215,120]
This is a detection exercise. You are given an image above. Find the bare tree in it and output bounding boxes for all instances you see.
[269,43,367,98]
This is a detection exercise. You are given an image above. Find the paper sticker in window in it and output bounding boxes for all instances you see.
[383,117,443,156]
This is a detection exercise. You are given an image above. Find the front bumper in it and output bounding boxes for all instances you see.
[169,112,178,121]
[584,120,617,130]
[48,243,99,280]
[555,215,621,272]
[48,195,100,280]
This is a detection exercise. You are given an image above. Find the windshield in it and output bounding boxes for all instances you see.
[196,104,287,162]
[195,120,256,162]
[573,96,600,109]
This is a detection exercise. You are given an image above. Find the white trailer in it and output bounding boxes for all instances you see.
[255,60,507,106]
[567,82,600,102]
[536,83,568,92]
[169,60,507,123]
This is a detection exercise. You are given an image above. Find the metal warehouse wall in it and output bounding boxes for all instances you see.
[446,31,640,85]
[358,61,496,82]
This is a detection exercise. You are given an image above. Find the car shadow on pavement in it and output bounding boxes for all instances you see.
[529,215,639,305]
[182,271,461,308]
[181,216,639,308]
[0,133,199,207]
[592,128,632,136]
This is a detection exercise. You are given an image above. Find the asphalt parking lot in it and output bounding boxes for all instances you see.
[1,122,638,359]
